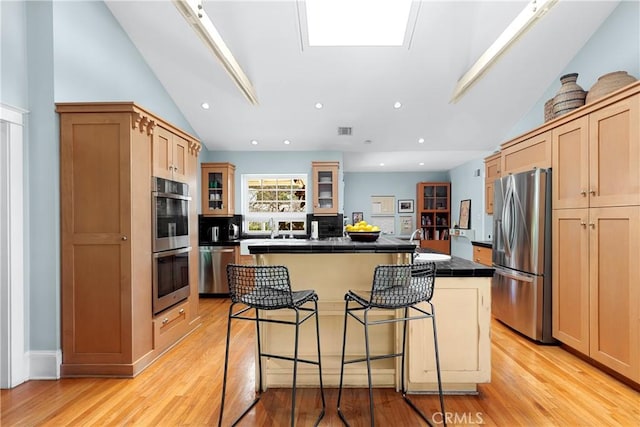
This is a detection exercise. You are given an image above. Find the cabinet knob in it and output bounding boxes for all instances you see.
[162,318,169,325]
[589,188,596,196]
[580,190,587,197]
[589,223,595,229]
[121,236,128,241]
[580,221,587,228]
[179,308,185,314]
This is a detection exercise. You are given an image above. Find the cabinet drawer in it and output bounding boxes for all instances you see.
[153,301,189,351]
[473,246,492,267]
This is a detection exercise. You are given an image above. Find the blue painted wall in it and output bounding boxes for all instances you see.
[344,172,449,237]
[449,159,485,260]
[53,1,194,133]
[26,0,58,352]
[1,1,29,109]
[507,0,640,139]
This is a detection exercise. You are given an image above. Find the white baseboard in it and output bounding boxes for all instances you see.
[28,350,61,380]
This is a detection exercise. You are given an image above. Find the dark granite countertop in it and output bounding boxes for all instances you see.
[247,235,416,254]
[245,236,494,278]
[471,240,493,249]
[198,240,241,247]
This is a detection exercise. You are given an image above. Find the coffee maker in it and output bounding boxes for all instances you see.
[228,223,239,240]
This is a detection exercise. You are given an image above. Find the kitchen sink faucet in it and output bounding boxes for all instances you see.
[409,229,422,247]
[269,217,279,239]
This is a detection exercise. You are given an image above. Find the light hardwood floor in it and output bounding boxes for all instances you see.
[2,298,639,426]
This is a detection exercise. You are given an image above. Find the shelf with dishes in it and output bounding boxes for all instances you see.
[207,188,224,211]
[312,161,339,214]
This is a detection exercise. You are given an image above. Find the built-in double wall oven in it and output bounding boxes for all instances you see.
[152,177,191,315]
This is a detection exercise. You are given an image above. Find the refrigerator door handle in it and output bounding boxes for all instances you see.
[494,266,535,283]
[502,177,513,258]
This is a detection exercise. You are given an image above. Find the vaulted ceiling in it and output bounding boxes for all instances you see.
[105,1,619,171]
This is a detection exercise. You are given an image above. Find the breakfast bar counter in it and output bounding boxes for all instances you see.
[247,237,493,393]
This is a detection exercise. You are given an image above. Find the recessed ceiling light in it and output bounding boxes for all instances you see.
[315,102,323,109]
[419,162,425,166]
[283,139,291,145]
[250,140,258,145]
[418,138,425,143]
[201,102,210,110]
[393,101,402,109]
[379,162,385,166]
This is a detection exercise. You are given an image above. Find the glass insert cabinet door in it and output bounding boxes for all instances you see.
[200,162,235,217]
[207,171,224,211]
[312,161,339,215]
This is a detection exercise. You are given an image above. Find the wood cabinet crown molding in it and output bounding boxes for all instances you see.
[132,111,156,135]
[55,101,202,154]
[501,81,640,150]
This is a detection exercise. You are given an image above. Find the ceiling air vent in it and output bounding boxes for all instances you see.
[337,127,352,136]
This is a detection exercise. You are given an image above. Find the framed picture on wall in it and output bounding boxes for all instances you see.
[398,199,414,213]
[399,216,414,235]
[459,199,471,229]
[352,211,364,224]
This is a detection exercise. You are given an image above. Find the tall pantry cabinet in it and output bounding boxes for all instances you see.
[551,85,639,383]
[57,102,201,377]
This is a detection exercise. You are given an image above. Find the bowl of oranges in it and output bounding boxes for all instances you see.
[345,221,381,242]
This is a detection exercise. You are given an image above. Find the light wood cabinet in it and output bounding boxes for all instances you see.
[312,161,339,215]
[553,207,640,382]
[201,162,235,217]
[501,130,551,175]
[153,125,189,182]
[416,182,451,255]
[553,95,639,209]
[588,206,640,381]
[484,152,501,214]
[153,300,190,351]
[551,86,640,383]
[472,245,492,266]
[552,209,590,354]
[57,102,201,377]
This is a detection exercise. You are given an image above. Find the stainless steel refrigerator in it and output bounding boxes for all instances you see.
[492,168,554,343]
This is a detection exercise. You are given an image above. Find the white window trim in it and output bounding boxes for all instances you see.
[241,173,309,235]
[1,103,27,388]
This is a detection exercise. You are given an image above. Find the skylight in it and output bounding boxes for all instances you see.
[304,0,413,47]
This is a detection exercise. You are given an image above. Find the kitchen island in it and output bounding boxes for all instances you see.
[246,236,493,394]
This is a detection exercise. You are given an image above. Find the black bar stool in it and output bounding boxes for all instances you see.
[218,264,325,427]
[336,262,445,426]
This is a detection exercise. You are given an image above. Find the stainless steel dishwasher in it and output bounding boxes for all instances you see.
[199,246,235,296]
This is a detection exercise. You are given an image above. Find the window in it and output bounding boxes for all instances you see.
[242,174,308,235]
